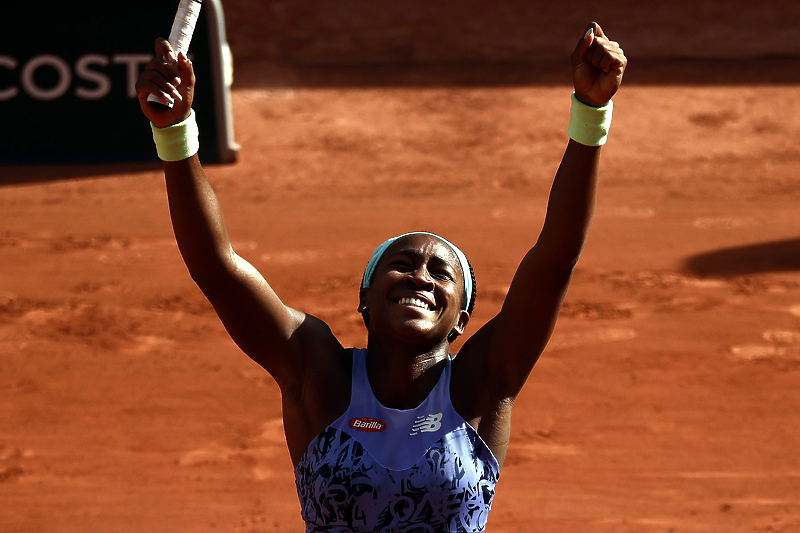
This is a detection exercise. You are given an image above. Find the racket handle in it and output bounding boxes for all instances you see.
[167,0,203,57]
[147,0,203,108]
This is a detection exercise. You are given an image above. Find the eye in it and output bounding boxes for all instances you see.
[389,260,412,271]
[432,269,455,282]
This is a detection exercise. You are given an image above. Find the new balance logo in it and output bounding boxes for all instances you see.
[410,412,442,435]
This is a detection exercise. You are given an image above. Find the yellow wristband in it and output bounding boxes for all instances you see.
[567,93,613,146]
[150,110,200,161]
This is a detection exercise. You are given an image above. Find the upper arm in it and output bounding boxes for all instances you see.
[161,157,341,386]
[459,142,601,404]
[462,245,575,404]
[194,250,341,386]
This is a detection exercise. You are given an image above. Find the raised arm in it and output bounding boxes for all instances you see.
[461,23,627,403]
[135,39,340,386]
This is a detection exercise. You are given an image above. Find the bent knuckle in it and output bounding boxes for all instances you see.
[139,70,158,83]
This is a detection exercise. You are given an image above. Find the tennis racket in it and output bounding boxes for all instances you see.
[147,0,203,108]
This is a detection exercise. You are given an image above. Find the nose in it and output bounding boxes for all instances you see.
[405,265,434,288]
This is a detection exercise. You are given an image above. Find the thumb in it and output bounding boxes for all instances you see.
[571,25,595,65]
[173,52,195,111]
[155,37,178,63]
[176,52,193,81]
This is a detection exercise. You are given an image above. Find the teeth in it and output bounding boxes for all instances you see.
[398,297,431,310]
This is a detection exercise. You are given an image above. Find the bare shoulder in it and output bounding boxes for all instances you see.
[279,311,353,464]
[288,309,343,352]
[283,309,350,394]
[449,320,516,466]
[449,320,497,422]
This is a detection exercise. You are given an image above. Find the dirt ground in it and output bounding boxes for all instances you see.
[2,22,800,533]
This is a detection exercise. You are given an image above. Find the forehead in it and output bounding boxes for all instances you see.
[382,234,460,268]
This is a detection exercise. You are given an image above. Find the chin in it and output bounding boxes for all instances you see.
[390,321,445,342]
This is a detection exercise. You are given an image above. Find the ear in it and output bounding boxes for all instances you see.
[452,310,470,336]
[358,287,369,312]
[447,311,470,343]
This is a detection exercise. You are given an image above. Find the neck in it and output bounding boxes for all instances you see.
[365,335,450,410]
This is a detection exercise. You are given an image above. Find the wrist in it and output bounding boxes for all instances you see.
[573,92,608,108]
[150,109,199,161]
[567,92,613,146]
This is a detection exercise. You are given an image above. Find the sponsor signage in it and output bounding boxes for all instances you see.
[349,417,387,432]
[0,0,237,164]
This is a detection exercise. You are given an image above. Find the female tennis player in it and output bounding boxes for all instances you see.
[136,22,626,532]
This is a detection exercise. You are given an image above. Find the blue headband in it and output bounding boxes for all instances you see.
[361,232,473,311]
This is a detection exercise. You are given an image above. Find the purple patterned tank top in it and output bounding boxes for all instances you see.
[294,348,500,532]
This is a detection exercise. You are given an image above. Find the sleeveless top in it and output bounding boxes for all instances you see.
[294,348,500,533]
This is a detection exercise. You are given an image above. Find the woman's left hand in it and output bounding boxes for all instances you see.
[571,22,627,108]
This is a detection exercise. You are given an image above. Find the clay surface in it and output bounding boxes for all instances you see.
[2,6,800,532]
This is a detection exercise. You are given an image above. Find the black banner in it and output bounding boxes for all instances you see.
[0,0,237,164]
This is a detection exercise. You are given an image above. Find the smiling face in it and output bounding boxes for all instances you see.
[359,234,470,345]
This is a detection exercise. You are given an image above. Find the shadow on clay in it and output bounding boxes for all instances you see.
[683,238,800,277]
[0,162,165,187]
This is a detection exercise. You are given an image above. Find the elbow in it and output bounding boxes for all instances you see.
[549,248,583,276]
[536,225,589,272]
[187,264,224,293]
[563,251,583,272]
[543,252,581,288]
[553,261,578,287]
[182,246,237,293]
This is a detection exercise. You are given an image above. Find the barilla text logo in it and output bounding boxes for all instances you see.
[349,417,387,432]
